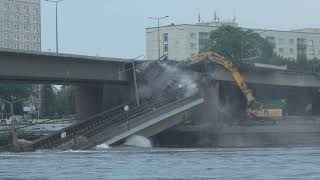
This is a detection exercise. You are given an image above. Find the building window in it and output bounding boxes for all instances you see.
[199,32,209,50]
[5,24,10,29]
[14,15,20,20]
[24,15,30,22]
[163,33,168,43]
[309,40,314,46]
[190,43,197,49]
[311,49,315,55]
[297,38,307,60]
[24,6,29,13]
[24,45,30,50]
[4,14,10,20]
[33,36,39,41]
[4,4,10,10]
[289,48,294,54]
[290,39,294,45]
[14,34,20,40]
[190,33,196,38]
[24,35,29,40]
[34,8,39,14]
[279,48,284,54]
[13,24,20,31]
[4,33,9,39]
[4,43,9,48]
[14,4,20,11]
[15,43,20,49]
[164,44,168,54]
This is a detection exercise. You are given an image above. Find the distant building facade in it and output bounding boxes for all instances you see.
[0,0,41,51]
[146,21,320,61]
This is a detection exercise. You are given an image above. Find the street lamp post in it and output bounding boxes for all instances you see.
[131,55,144,106]
[148,16,169,59]
[0,97,27,148]
[1,104,4,120]
[45,0,64,53]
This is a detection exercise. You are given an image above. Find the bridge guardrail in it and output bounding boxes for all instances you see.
[22,93,179,151]
[75,94,203,150]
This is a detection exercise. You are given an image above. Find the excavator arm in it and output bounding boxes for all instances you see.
[191,52,282,119]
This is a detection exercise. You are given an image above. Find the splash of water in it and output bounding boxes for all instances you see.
[124,135,152,148]
[95,143,110,150]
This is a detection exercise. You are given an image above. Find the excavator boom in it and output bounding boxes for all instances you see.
[191,52,282,119]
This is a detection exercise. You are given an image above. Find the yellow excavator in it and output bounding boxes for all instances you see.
[192,52,283,119]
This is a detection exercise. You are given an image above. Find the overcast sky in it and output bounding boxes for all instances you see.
[41,0,320,58]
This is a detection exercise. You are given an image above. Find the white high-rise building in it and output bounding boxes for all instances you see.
[0,0,41,51]
[146,21,320,61]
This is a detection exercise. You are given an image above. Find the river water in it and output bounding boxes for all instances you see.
[1,146,320,179]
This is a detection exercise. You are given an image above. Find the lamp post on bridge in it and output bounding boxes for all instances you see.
[148,16,169,59]
[45,0,64,54]
[131,55,145,107]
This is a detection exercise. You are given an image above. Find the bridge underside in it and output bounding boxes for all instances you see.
[0,49,132,120]
[0,49,129,84]
[211,66,320,88]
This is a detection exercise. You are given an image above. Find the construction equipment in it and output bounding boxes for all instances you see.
[191,52,283,119]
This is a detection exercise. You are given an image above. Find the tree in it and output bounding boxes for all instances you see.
[56,86,76,116]
[0,84,33,115]
[205,26,320,73]
[103,86,129,110]
[40,85,56,117]
[205,26,274,61]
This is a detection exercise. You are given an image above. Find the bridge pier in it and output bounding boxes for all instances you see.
[202,81,220,127]
[311,89,320,115]
[75,85,103,120]
[287,89,313,116]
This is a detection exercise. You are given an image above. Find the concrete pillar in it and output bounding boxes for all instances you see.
[75,85,103,120]
[287,89,313,116]
[312,89,320,115]
[202,81,220,127]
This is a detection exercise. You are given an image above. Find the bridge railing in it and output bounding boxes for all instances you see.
[75,94,203,149]
[23,92,180,151]
[23,101,135,150]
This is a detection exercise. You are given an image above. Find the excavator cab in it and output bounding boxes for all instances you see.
[248,100,283,119]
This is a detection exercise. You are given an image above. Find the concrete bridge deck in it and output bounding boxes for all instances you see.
[21,94,204,151]
[192,62,320,88]
[0,49,130,84]
[1,48,320,88]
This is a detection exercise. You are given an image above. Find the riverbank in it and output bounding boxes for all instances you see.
[0,133,43,151]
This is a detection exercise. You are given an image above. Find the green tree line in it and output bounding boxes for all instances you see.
[0,84,129,118]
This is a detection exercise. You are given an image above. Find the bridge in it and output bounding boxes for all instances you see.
[210,65,320,88]
[1,49,320,119]
[2,49,320,149]
[0,48,129,84]
[21,94,204,151]
[0,48,132,119]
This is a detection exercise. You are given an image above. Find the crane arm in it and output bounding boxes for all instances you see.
[191,52,256,106]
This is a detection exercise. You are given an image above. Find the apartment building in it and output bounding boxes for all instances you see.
[146,21,320,61]
[0,0,41,51]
